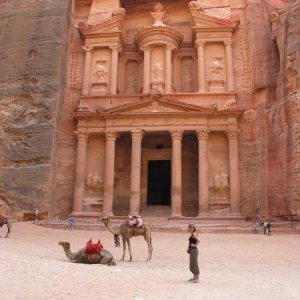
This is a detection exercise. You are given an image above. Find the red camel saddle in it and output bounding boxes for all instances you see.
[84,239,103,255]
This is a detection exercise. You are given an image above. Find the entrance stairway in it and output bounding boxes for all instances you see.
[36,217,300,234]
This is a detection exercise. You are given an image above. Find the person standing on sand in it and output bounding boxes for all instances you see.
[187,223,200,283]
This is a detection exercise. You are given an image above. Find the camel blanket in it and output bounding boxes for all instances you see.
[84,240,103,255]
[128,216,144,228]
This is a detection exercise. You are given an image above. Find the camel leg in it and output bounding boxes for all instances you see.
[121,235,126,261]
[127,238,132,262]
[5,222,11,238]
[144,228,153,261]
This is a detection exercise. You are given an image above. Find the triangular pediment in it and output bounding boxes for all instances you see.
[78,14,125,36]
[100,97,215,117]
[189,5,239,31]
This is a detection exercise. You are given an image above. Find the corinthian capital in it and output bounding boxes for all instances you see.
[131,129,144,140]
[74,131,88,141]
[227,130,239,140]
[196,129,209,140]
[170,130,183,140]
[105,131,118,141]
[82,45,93,52]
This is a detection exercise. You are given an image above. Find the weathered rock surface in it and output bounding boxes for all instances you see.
[0,0,70,219]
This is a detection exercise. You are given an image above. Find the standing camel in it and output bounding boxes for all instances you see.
[100,217,153,262]
[0,214,11,238]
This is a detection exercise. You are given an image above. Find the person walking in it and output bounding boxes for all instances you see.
[187,223,200,283]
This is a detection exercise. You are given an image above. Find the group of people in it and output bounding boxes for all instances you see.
[252,220,272,235]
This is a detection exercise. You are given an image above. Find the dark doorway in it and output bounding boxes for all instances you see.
[147,160,171,206]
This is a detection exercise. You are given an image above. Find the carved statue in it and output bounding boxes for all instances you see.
[214,172,229,192]
[150,2,166,27]
[188,1,204,12]
[183,71,193,90]
[270,11,278,40]
[126,72,138,93]
[86,173,103,192]
[112,7,126,17]
[152,62,163,81]
[209,57,224,75]
[94,61,108,82]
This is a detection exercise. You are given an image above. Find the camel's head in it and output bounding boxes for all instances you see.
[58,241,70,248]
[99,217,110,225]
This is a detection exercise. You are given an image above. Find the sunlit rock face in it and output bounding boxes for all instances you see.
[0,0,299,221]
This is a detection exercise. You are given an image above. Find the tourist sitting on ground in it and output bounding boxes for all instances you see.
[128,215,144,228]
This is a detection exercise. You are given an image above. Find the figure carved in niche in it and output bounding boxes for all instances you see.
[112,7,125,17]
[126,72,138,94]
[94,61,108,82]
[270,11,278,40]
[183,71,193,90]
[86,173,103,193]
[150,2,166,27]
[209,57,224,76]
[214,172,229,192]
[152,62,163,81]
[188,1,204,12]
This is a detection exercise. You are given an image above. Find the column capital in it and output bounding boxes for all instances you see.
[170,130,183,140]
[141,45,151,52]
[109,44,121,51]
[195,40,206,47]
[227,130,239,140]
[131,129,144,139]
[224,40,233,47]
[166,44,175,51]
[105,131,119,141]
[74,131,88,141]
[196,129,210,140]
[82,45,93,53]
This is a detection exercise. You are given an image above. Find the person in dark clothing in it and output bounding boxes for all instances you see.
[187,223,200,283]
[114,234,120,247]
[266,221,272,236]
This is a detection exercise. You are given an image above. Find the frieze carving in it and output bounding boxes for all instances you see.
[150,2,166,27]
[86,173,103,192]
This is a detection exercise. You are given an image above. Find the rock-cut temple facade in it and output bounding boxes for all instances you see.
[0,0,299,220]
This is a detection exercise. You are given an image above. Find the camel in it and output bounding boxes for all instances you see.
[58,241,116,265]
[100,217,153,262]
[0,214,11,238]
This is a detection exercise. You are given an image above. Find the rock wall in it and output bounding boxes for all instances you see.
[0,0,71,219]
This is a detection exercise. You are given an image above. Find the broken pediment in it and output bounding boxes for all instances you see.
[78,9,125,38]
[100,97,215,117]
[188,1,239,31]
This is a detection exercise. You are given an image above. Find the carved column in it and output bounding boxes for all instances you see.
[170,130,183,217]
[224,41,235,92]
[227,130,241,214]
[142,46,151,94]
[165,46,173,93]
[109,45,120,95]
[196,129,209,216]
[73,131,88,212]
[196,41,206,92]
[82,46,93,95]
[102,131,118,216]
[130,130,144,215]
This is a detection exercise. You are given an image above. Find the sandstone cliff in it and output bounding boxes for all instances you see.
[0,0,71,218]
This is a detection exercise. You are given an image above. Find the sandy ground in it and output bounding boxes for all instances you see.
[1,223,300,300]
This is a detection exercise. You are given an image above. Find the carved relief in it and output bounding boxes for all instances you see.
[214,172,229,191]
[181,57,195,92]
[93,61,108,82]
[125,60,139,94]
[86,173,103,193]
[188,1,204,12]
[112,7,126,17]
[209,57,224,76]
[150,2,166,27]
[152,62,164,81]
